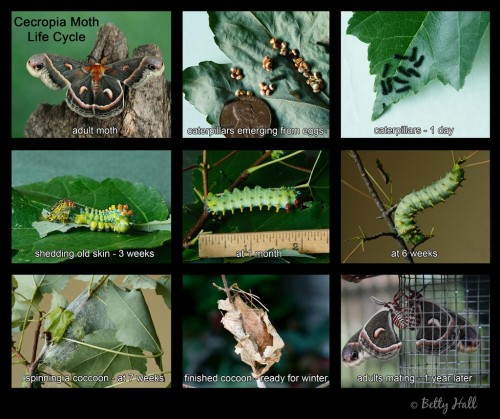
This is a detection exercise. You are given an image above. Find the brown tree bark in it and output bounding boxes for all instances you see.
[24,23,171,138]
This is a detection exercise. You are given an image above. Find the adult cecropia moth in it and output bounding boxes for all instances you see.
[27,54,164,118]
[205,186,300,216]
[394,157,466,246]
[342,308,402,367]
[371,287,480,355]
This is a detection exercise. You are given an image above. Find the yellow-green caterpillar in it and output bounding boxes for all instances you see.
[394,159,465,246]
[74,204,133,233]
[205,186,299,216]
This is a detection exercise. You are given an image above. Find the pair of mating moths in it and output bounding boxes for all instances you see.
[27,53,164,118]
[343,287,480,367]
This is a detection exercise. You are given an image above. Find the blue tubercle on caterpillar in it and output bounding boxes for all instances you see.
[205,186,300,216]
[394,159,465,246]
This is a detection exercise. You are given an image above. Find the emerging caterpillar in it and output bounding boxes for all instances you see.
[205,186,300,216]
[382,63,390,78]
[409,47,417,62]
[74,204,134,233]
[397,66,412,77]
[393,76,409,85]
[396,86,411,93]
[40,199,75,223]
[414,55,425,68]
[380,80,388,95]
[407,68,420,78]
[394,158,466,246]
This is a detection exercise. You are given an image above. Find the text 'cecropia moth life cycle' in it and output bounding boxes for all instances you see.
[27,54,164,118]
[205,186,300,216]
[74,204,134,233]
[394,158,466,246]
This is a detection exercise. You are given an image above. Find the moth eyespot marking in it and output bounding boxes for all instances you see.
[374,327,386,338]
[64,63,73,70]
[36,63,45,70]
[103,88,113,100]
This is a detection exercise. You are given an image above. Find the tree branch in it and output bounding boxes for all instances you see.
[349,150,414,263]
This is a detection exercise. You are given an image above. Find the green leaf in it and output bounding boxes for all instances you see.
[106,282,162,368]
[12,176,170,263]
[347,11,490,120]
[12,275,70,332]
[49,291,68,310]
[156,276,171,309]
[183,12,330,138]
[44,307,75,343]
[122,275,158,290]
[12,276,18,309]
[63,329,146,389]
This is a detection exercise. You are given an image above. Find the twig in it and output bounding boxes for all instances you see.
[349,150,414,263]
[211,150,239,169]
[88,275,109,299]
[220,275,233,303]
[11,347,29,364]
[30,317,42,368]
[182,151,272,248]
[202,150,208,198]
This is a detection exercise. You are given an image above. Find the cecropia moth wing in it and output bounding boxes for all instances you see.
[27,54,164,119]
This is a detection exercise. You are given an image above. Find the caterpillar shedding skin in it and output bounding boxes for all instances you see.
[74,204,134,233]
[394,54,409,60]
[409,47,417,62]
[407,68,421,78]
[40,199,75,223]
[414,55,425,68]
[382,63,390,78]
[205,186,300,216]
[393,76,409,85]
[397,66,412,77]
[396,86,411,93]
[394,158,465,246]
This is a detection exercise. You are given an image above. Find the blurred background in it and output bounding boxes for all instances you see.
[183,274,329,388]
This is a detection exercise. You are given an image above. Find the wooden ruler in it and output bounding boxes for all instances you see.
[198,229,329,258]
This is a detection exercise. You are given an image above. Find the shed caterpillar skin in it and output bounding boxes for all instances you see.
[394,158,465,246]
[40,199,75,223]
[205,186,300,216]
[74,204,134,233]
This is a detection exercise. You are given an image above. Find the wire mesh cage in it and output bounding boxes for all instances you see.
[341,275,489,389]
[398,275,490,388]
